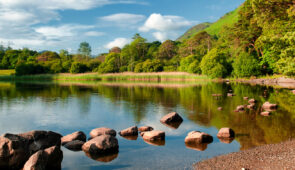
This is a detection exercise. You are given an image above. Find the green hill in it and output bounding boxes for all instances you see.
[177,8,240,41]
[177,22,211,41]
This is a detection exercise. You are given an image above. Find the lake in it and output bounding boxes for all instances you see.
[0,81,295,170]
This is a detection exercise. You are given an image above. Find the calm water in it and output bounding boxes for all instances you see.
[0,81,295,170]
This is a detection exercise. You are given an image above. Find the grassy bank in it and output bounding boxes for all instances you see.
[0,72,210,82]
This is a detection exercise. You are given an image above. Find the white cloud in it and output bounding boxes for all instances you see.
[139,13,196,41]
[100,13,146,26]
[0,0,145,51]
[104,38,131,49]
[84,31,105,37]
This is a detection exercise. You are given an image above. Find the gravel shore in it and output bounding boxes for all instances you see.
[194,140,295,170]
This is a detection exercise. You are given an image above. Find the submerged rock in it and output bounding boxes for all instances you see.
[138,126,154,132]
[184,131,213,144]
[90,127,116,138]
[160,112,183,124]
[61,131,86,145]
[261,111,271,116]
[217,128,235,138]
[82,135,119,154]
[141,131,165,141]
[64,140,85,151]
[119,126,138,136]
[185,142,209,151]
[235,105,245,112]
[85,152,118,163]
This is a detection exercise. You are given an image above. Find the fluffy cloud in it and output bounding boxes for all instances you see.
[100,13,146,26]
[0,0,144,50]
[104,38,131,49]
[84,31,105,37]
[139,13,196,41]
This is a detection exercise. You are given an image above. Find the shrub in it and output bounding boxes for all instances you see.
[233,52,261,77]
[15,63,46,75]
[70,62,88,73]
[87,60,101,72]
[141,59,163,72]
[163,65,177,72]
[134,62,143,73]
[179,55,201,74]
[200,48,229,78]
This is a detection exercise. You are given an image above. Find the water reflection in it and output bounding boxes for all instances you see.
[0,81,295,169]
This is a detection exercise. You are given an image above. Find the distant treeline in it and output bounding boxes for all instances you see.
[1,0,295,78]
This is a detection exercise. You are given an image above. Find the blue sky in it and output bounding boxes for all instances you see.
[0,0,244,55]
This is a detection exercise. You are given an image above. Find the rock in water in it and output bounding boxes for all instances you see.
[23,150,48,170]
[262,102,278,110]
[61,131,86,145]
[160,112,183,123]
[89,127,116,138]
[217,128,235,138]
[44,146,63,169]
[184,131,213,144]
[141,131,165,141]
[138,126,154,132]
[82,135,119,154]
[64,140,85,151]
[119,126,138,136]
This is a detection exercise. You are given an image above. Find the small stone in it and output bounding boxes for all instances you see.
[185,131,213,144]
[217,128,235,138]
[90,127,116,138]
[138,126,154,132]
[119,126,138,136]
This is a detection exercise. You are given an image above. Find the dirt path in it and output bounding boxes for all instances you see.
[194,140,295,170]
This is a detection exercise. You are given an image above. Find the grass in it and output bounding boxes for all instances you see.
[0,69,15,76]
[0,72,211,82]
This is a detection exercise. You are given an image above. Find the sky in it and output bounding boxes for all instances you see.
[0,0,244,55]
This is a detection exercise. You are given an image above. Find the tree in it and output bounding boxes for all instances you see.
[157,40,177,60]
[78,42,91,57]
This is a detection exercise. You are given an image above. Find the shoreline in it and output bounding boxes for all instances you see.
[194,139,295,170]
[0,72,295,88]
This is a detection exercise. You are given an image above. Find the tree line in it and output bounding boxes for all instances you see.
[0,0,294,78]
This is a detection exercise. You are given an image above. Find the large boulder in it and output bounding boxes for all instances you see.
[184,131,213,144]
[119,126,138,136]
[160,112,183,124]
[0,135,30,169]
[89,127,116,138]
[217,128,235,138]
[141,131,165,141]
[23,150,48,170]
[44,146,63,169]
[61,131,86,145]
[138,126,154,132]
[64,140,85,151]
[18,130,62,153]
[262,102,278,110]
[82,135,119,154]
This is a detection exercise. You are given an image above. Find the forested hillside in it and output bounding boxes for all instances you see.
[0,0,294,78]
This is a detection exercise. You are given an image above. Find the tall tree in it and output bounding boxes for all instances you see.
[78,42,91,58]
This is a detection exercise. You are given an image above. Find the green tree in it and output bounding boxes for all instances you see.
[78,42,91,57]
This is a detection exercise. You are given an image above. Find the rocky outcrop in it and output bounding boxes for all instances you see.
[82,135,119,155]
[138,126,154,132]
[119,126,138,136]
[90,127,116,138]
[184,131,213,144]
[61,131,86,145]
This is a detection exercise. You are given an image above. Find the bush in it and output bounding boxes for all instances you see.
[233,52,261,77]
[70,62,88,73]
[134,62,143,73]
[163,65,177,72]
[98,53,120,73]
[141,59,163,72]
[15,63,46,75]
[200,48,229,78]
[179,55,201,74]
[87,60,101,72]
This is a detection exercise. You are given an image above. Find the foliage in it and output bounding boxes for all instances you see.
[78,42,91,57]
[200,48,229,78]
[233,52,261,77]
[15,63,46,75]
[70,62,88,74]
